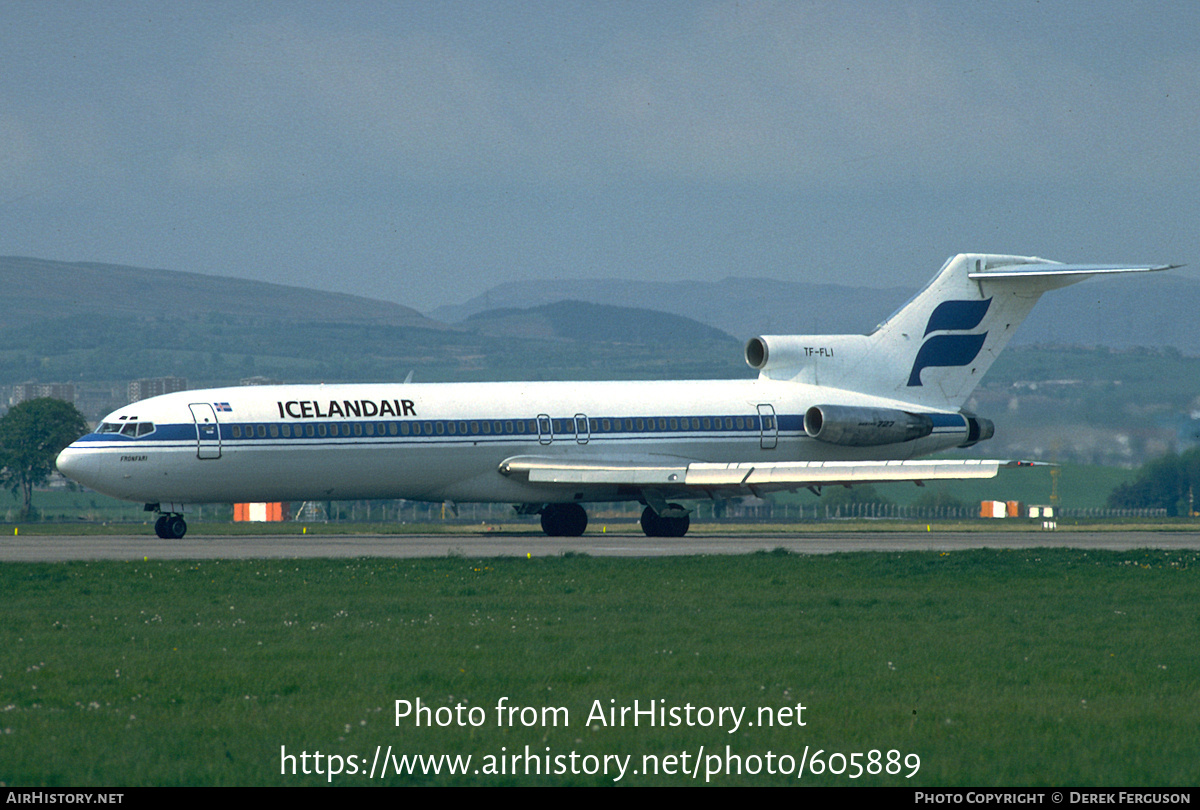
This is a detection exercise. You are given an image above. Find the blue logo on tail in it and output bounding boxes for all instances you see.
[907,298,991,386]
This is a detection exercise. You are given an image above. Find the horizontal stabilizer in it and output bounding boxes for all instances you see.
[968,263,1179,280]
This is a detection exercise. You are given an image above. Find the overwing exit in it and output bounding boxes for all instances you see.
[56,254,1175,538]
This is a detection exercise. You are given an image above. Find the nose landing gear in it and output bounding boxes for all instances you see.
[147,505,187,539]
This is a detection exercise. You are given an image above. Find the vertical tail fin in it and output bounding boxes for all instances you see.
[747,254,1173,409]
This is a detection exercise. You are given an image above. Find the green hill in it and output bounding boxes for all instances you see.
[463,299,738,344]
[0,256,442,331]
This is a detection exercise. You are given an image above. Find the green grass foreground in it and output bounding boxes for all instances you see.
[2,550,1198,786]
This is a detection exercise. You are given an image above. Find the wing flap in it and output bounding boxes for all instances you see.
[499,456,688,485]
[499,456,1030,492]
[684,459,1005,487]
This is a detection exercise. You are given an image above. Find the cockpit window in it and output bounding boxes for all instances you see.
[98,421,155,437]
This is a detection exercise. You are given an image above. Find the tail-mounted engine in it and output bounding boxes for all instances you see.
[803,405,934,447]
[960,414,995,448]
[802,405,994,449]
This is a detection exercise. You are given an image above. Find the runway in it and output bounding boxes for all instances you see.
[3,530,1200,562]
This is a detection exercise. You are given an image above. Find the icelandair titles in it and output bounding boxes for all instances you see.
[277,399,417,419]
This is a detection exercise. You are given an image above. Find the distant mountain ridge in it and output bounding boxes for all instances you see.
[432,276,911,339]
[9,255,1192,352]
[0,256,445,332]
[432,272,1200,352]
[463,300,737,344]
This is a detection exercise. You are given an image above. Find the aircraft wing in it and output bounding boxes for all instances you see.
[498,455,1038,497]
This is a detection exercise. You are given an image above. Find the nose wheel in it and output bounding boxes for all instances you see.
[154,514,187,539]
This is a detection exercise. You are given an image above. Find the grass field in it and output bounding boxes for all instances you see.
[2,549,1198,786]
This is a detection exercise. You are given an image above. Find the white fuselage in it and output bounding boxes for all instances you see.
[56,378,972,507]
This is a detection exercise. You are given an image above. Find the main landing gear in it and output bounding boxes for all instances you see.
[532,502,691,538]
[640,504,690,538]
[540,503,588,537]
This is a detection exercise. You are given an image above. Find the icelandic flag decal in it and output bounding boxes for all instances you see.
[214,402,233,412]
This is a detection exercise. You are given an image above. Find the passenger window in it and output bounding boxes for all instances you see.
[435,422,445,435]
[317,424,327,437]
[669,418,678,430]
[306,424,315,437]
[365,423,375,436]
[232,425,242,438]
[735,417,744,430]
[389,423,398,435]
[282,424,291,438]
[400,422,410,435]
[269,424,279,438]
[257,424,267,438]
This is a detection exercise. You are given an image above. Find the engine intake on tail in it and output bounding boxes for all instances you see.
[804,405,934,447]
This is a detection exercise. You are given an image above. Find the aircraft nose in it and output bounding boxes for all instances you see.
[56,444,97,488]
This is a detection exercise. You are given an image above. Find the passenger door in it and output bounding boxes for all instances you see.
[757,404,778,450]
[189,403,222,459]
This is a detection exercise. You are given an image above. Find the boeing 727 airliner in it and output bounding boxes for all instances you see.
[56,254,1172,538]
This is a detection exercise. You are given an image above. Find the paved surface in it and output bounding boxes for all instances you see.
[3,530,1200,561]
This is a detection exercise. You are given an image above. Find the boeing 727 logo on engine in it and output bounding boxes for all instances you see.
[56,253,1176,540]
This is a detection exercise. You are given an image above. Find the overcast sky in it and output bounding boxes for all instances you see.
[2,1,1197,313]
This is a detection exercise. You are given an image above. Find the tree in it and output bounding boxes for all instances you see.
[0,397,89,517]
[1107,446,1200,517]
